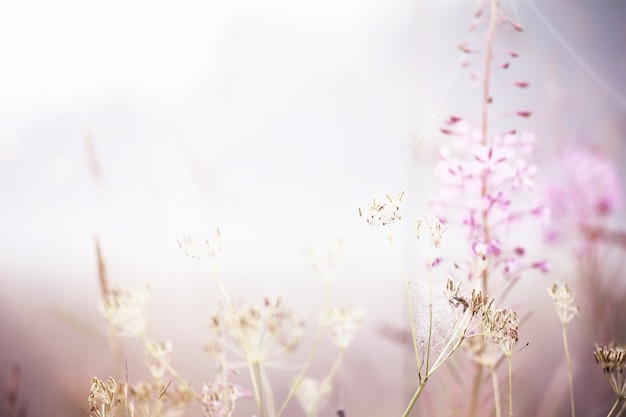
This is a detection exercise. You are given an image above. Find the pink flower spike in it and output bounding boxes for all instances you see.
[501,62,510,69]
[506,50,519,58]
[449,115,462,124]
[514,247,525,257]
[531,261,550,273]
[441,127,455,135]
[516,110,532,118]
[514,81,530,88]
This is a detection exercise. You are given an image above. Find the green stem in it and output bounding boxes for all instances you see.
[402,382,426,417]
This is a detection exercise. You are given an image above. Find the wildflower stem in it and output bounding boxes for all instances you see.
[259,364,276,417]
[402,382,426,417]
[276,283,331,417]
[561,324,576,417]
[388,237,422,372]
[473,1,499,415]
[507,355,513,417]
[424,268,434,376]
[489,365,501,417]
[248,360,265,417]
[481,0,499,146]
[468,363,483,417]
[607,398,623,417]
[308,348,346,417]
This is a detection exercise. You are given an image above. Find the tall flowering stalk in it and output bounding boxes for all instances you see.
[430,1,548,414]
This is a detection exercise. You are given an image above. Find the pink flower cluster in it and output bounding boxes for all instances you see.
[431,120,549,282]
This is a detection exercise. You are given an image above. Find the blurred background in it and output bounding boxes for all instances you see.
[1,0,625,416]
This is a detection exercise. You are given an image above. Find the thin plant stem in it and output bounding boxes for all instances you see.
[401,335,466,417]
[561,324,576,417]
[402,382,426,417]
[473,1,499,414]
[507,355,513,417]
[276,284,331,417]
[468,363,483,417]
[607,398,623,417]
[489,365,502,417]
[247,360,265,417]
[617,399,626,417]
[307,349,347,417]
[389,237,422,372]
[259,364,276,417]
[424,267,434,376]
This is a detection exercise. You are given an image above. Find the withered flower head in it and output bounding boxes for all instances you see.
[145,340,173,380]
[359,192,404,231]
[484,308,519,357]
[88,377,119,417]
[208,297,304,363]
[445,278,494,336]
[100,286,149,337]
[548,283,580,325]
[593,343,626,398]
[177,228,222,260]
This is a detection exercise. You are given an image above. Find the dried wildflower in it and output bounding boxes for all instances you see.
[294,377,331,417]
[548,283,580,325]
[100,286,149,337]
[319,306,365,350]
[177,228,222,260]
[445,279,493,336]
[145,340,174,380]
[88,377,119,417]
[593,343,626,398]
[123,380,192,417]
[359,192,404,233]
[208,297,304,363]
[201,380,247,417]
[484,308,519,357]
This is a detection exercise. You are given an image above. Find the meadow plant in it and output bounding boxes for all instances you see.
[88,230,363,417]
[69,2,626,417]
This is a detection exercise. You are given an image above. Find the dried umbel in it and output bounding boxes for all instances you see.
[123,380,192,417]
[201,380,246,417]
[319,306,365,350]
[100,286,149,337]
[484,308,519,357]
[359,192,404,232]
[548,283,580,325]
[88,377,120,417]
[593,343,626,398]
[208,297,304,363]
[145,340,174,380]
[445,279,494,337]
[177,228,222,260]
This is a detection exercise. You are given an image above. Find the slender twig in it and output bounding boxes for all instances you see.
[507,355,513,417]
[489,365,502,417]
[561,324,576,417]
